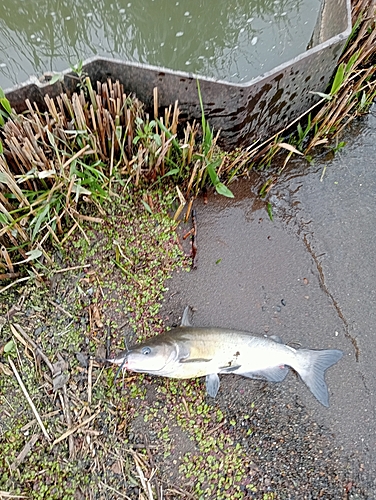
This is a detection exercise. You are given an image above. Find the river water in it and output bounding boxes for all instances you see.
[0,0,321,89]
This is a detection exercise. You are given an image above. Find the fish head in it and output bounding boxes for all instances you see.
[109,335,182,375]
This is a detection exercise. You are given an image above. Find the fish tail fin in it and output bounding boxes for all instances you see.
[295,349,343,407]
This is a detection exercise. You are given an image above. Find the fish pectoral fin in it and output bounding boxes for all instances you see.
[206,373,220,398]
[241,365,289,383]
[180,357,212,363]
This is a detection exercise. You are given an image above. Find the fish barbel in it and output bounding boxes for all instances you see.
[109,311,342,407]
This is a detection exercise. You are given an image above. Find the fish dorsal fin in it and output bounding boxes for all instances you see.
[180,306,192,327]
[206,373,220,398]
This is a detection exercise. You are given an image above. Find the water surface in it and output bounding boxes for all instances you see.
[0,0,321,89]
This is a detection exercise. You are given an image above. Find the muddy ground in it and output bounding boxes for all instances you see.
[1,106,376,500]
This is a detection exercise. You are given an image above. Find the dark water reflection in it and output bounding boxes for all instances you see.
[0,0,320,88]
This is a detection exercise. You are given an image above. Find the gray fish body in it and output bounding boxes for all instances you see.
[109,326,343,407]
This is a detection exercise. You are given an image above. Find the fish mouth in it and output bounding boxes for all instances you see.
[107,355,129,369]
[107,348,177,374]
[107,355,155,373]
[107,356,169,375]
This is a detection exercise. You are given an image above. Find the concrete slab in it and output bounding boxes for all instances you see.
[161,105,376,492]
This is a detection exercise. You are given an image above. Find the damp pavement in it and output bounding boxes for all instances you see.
[161,104,376,497]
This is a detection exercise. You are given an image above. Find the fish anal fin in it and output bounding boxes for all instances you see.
[206,373,220,397]
[219,365,242,373]
[241,365,289,382]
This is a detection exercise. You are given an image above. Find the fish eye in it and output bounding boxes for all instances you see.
[141,347,151,355]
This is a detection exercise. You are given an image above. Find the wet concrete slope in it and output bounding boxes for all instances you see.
[269,109,376,456]
[162,105,376,493]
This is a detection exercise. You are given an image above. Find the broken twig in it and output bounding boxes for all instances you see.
[191,209,197,269]
[10,434,40,471]
[52,408,100,446]
[8,358,51,442]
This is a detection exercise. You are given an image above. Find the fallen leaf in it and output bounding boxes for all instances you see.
[92,305,103,328]
[277,142,304,155]
[53,372,70,390]
[76,352,88,368]
[111,460,122,474]
[52,359,68,376]
[0,361,12,376]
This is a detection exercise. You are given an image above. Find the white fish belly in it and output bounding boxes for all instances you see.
[178,330,297,376]
[230,341,296,373]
